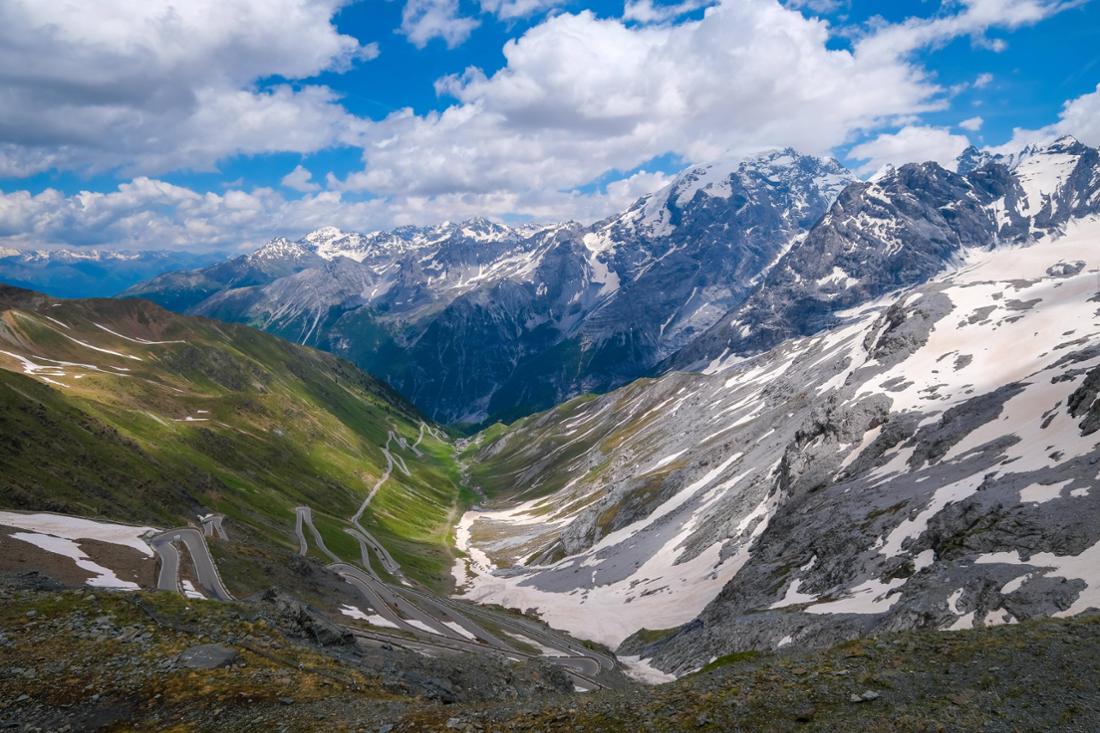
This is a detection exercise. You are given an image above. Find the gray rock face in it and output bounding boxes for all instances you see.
[128,138,1100,427]
[458,214,1100,678]
[176,643,239,670]
[126,151,854,425]
[672,136,1100,372]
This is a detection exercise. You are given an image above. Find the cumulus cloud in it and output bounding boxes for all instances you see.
[0,0,1084,248]
[959,116,984,131]
[623,0,717,24]
[848,125,971,177]
[354,2,941,201]
[281,165,321,193]
[0,168,678,251]
[348,0,1078,206]
[401,0,481,48]
[0,0,376,176]
[990,83,1100,153]
[974,72,995,88]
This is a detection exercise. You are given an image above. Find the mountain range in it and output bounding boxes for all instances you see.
[126,138,1100,429]
[0,248,224,299]
[126,149,855,425]
[3,134,1100,714]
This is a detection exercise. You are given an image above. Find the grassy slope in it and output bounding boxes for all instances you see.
[0,286,463,592]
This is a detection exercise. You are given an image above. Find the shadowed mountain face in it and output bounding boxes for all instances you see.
[125,150,856,425]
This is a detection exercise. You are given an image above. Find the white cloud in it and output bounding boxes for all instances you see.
[0,168,679,251]
[0,0,1083,245]
[623,0,717,24]
[480,0,565,21]
[352,1,942,203]
[0,180,377,251]
[848,125,971,177]
[281,165,321,193]
[990,83,1100,153]
[401,0,480,48]
[343,0,1080,213]
[959,116,984,131]
[854,0,1072,63]
[974,72,995,88]
[0,0,376,176]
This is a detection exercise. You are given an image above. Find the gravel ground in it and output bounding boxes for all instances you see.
[2,572,1098,732]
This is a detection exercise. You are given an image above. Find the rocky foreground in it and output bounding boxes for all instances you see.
[2,573,1098,732]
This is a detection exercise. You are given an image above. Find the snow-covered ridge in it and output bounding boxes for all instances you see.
[0,248,148,262]
[457,215,1100,675]
[610,148,855,243]
[255,217,553,265]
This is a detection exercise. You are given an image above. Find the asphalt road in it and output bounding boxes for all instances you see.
[199,513,228,540]
[149,528,234,601]
[289,421,622,690]
[294,506,339,563]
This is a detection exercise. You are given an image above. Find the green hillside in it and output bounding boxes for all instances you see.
[0,285,464,593]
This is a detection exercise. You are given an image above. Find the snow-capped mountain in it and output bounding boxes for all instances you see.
[457,214,1100,677]
[673,135,1100,371]
[127,150,855,424]
[127,137,1100,425]
[0,248,224,299]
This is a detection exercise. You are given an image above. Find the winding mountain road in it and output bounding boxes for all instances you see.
[294,506,339,563]
[289,424,621,689]
[350,431,398,528]
[149,528,234,602]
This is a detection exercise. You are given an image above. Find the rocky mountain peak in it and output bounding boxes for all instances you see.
[247,236,314,262]
[302,226,347,246]
[955,145,1000,175]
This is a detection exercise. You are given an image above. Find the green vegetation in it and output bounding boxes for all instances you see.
[0,286,465,590]
[697,649,764,674]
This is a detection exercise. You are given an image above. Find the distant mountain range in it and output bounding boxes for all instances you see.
[126,149,856,424]
[0,248,224,299]
[126,137,1100,427]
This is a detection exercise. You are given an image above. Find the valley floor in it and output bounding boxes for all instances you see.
[2,573,1099,732]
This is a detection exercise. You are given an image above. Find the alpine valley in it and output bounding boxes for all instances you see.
[4,136,1100,731]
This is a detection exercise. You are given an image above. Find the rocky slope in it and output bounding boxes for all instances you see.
[673,135,1100,370]
[455,214,1100,677]
[5,574,1097,731]
[126,151,855,424]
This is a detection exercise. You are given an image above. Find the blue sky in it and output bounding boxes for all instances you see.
[0,0,1097,251]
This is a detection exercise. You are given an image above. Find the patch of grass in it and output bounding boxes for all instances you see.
[698,649,765,674]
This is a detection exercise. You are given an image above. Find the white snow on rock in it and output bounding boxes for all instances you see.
[338,604,401,629]
[180,579,205,600]
[7,531,141,590]
[453,213,1100,667]
[976,540,1100,617]
[620,654,677,684]
[0,512,157,557]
